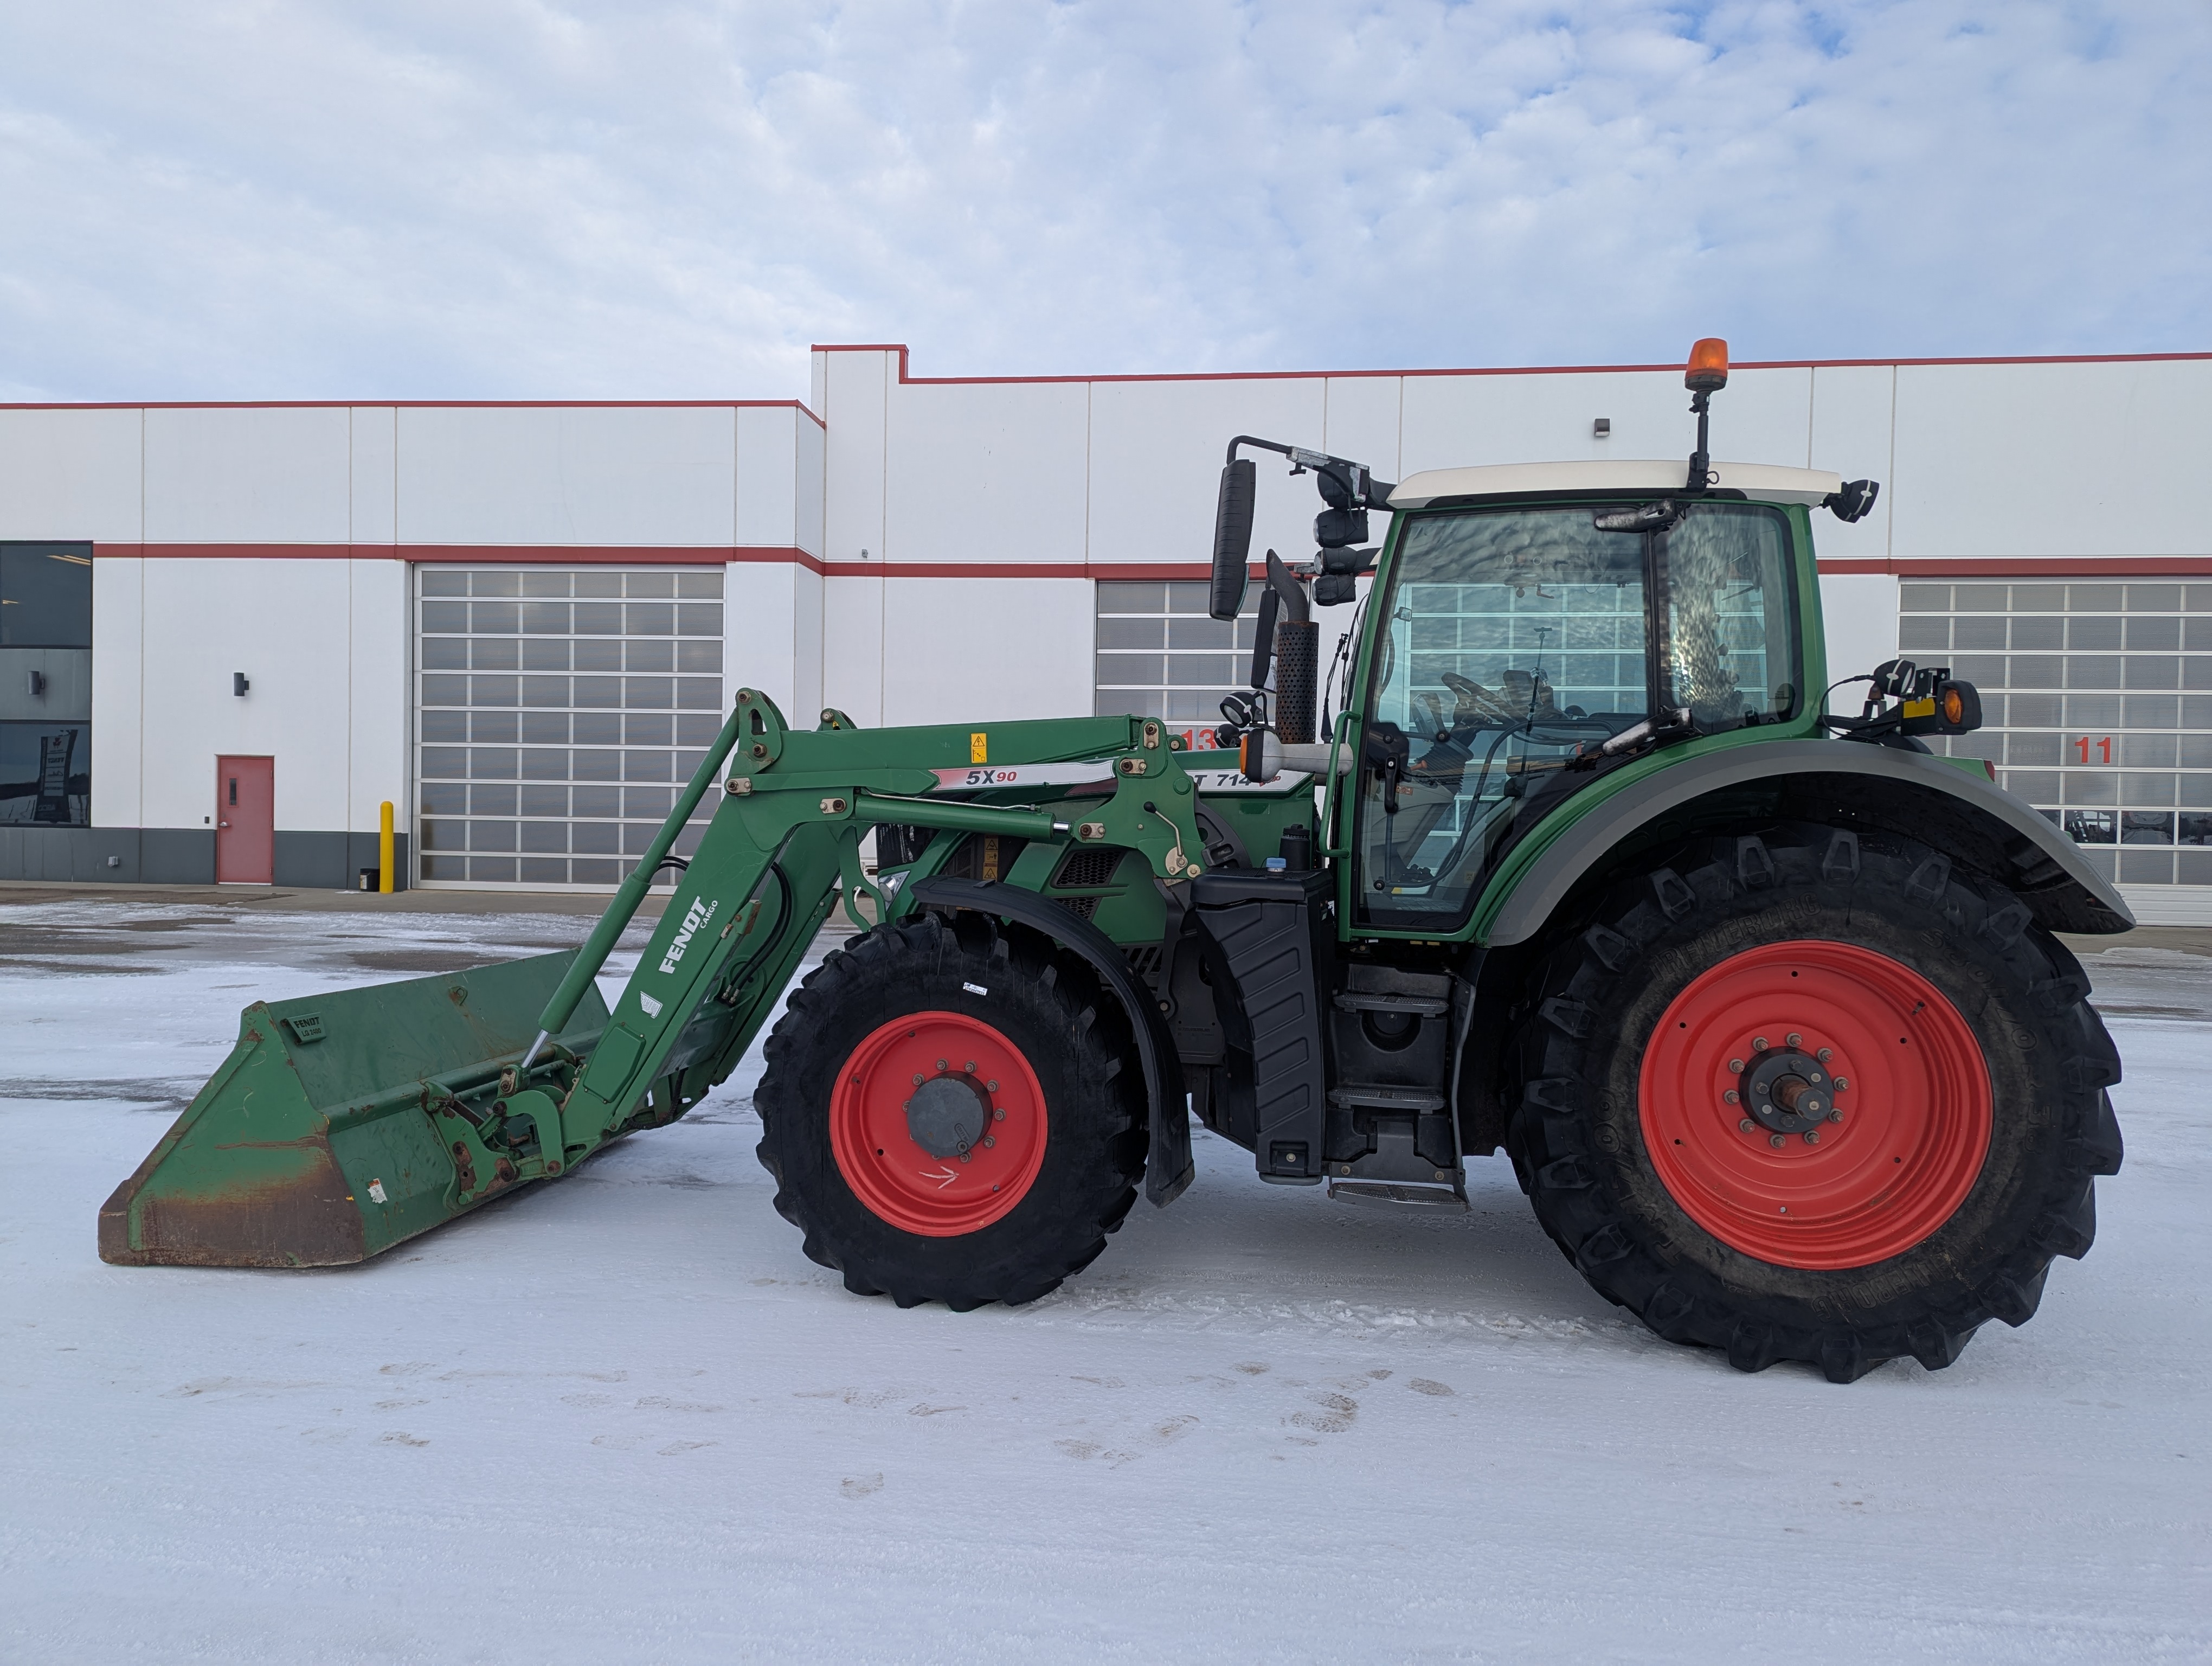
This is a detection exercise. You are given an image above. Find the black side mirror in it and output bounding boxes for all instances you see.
[1249,585,1280,688]
[1211,459,1256,620]
[1824,479,1880,524]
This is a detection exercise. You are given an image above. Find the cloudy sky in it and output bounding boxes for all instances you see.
[1,2,2206,401]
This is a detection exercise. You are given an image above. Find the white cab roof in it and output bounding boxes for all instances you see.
[1387,459,1844,509]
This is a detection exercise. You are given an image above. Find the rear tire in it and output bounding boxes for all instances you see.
[1508,824,2123,1382]
[755,912,1147,1309]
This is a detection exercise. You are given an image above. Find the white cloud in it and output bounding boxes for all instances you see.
[0,1,2205,400]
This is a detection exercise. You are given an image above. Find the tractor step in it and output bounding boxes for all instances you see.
[1327,1178,1469,1211]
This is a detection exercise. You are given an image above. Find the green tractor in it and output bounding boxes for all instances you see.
[102,339,2127,1382]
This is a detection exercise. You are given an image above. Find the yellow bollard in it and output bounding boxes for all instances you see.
[379,801,395,894]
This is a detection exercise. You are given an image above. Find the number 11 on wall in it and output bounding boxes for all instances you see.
[2074,736,2112,764]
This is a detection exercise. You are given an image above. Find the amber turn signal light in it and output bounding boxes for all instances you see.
[1941,684,1967,726]
[1685,337,1730,392]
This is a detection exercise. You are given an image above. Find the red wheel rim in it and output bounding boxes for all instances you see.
[829,1011,1048,1236]
[1638,941,1992,1270]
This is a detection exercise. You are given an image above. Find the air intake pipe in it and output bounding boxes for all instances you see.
[1254,550,1317,745]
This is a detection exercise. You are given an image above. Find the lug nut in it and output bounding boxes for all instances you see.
[1769,1133,1786,1149]
[912,1072,924,1085]
[1829,1109,1845,1124]
[966,1060,977,1073]
[1739,1118,1756,1133]
[960,1151,972,1163]
[1724,1089,1740,1104]
[1834,1077,1849,1091]
[993,1107,1006,1122]
[987,1080,1000,1092]
[1728,1058,1745,1073]
[1754,1036,1770,1052]
[983,1135,996,1148]
[937,1059,948,1071]
[1817,1047,1832,1062]
[1786,1033,1802,1048]
[1804,1130,1820,1145]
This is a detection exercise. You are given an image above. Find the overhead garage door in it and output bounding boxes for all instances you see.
[1900,580,2212,891]
[414,566,724,889]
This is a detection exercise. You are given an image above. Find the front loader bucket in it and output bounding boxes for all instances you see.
[99,951,611,1268]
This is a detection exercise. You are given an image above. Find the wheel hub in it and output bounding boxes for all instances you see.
[906,1073,991,1158]
[1741,1045,1836,1137]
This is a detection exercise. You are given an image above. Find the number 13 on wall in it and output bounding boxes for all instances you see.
[2074,736,2113,764]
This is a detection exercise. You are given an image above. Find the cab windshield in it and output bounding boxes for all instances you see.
[1355,500,1799,930]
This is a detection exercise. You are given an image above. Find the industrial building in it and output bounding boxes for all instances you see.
[1,343,2207,921]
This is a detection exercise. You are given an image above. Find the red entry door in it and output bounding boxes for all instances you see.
[216,757,275,884]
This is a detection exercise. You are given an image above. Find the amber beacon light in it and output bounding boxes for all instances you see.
[1685,337,1730,392]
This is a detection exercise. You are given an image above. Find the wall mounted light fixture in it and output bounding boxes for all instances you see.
[233,673,250,696]
[25,670,44,697]
[1592,418,1612,438]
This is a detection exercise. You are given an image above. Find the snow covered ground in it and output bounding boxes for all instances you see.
[2,899,2207,1664]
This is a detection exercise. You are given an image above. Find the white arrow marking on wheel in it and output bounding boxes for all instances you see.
[921,1166,959,1189]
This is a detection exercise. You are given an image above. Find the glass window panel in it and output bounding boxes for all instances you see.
[623,751,674,782]
[1166,582,1211,614]
[624,786,674,818]
[2070,584,2124,611]
[573,603,622,635]
[2065,694,2122,727]
[1897,618,1949,651]
[421,638,468,671]
[2121,733,2176,767]
[573,676,621,708]
[420,819,466,851]
[2128,584,2183,613]
[420,747,467,778]
[2185,657,2212,690]
[2179,850,2212,883]
[1954,584,2008,612]
[420,570,467,597]
[2126,657,2179,690]
[470,748,518,779]
[518,857,568,883]
[625,573,676,599]
[471,675,519,707]
[2126,616,2181,651]
[1098,581,1166,613]
[625,603,675,636]
[624,677,674,709]
[2011,585,2066,611]
[467,822,517,853]
[575,571,622,598]
[2003,770,2061,803]
[573,711,622,745]
[420,600,469,633]
[2008,693,2061,727]
[2185,776,2212,809]
[2007,733,2061,767]
[626,639,674,672]
[471,711,518,743]
[2068,617,2121,651]
[1899,584,1949,612]
[0,719,89,824]
[1167,653,1235,685]
[520,601,571,635]
[522,638,569,671]
[2009,617,2063,650]
[1168,618,1235,650]
[471,784,517,816]
[676,714,719,746]
[2068,656,2123,689]
[2122,810,2176,843]
[2066,771,2117,805]
[522,676,570,708]
[626,714,672,746]
[421,853,468,880]
[2007,656,2062,689]
[676,603,723,636]
[471,638,519,671]
[677,571,724,598]
[421,781,467,815]
[572,785,621,818]
[2181,814,2212,847]
[521,572,570,597]
[2184,736,2212,768]
[472,572,522,597]
[1950,655,2005,687]
[472,600,519,633]
[676,638,721,672]
[2122,773,2177,806]
[2065,810,2117,843]
[421,674,468,707]
[2189,621,2212,651]
[519,822,567,854]
[573,749,621,781]
[1096,654,1165,685]
[519,784,568,817]
[2118,849,2174,882]
[468,857,519,882]
[1097,618,1164,650]
[520,748,568,781]
[573,858,620,883]
[1953,617,2006,650]
[574,638,622,672]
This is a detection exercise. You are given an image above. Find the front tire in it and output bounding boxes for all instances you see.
[1508,825,2124,1382]
[755,912,1147,1309]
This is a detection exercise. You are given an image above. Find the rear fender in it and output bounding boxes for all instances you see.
[908,876,1193,1208]
[1480,739,2133,946]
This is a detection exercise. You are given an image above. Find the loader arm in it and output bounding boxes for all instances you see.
[101,690,1213,1267]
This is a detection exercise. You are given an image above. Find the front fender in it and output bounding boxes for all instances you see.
[906,876,1194,1207]
[1479,739,2133,946]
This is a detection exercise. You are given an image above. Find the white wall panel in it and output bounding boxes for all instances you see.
[822,575,884,726]
[878,576,1094,727]
[1088,377,1325,570]
[395,406,737,546]
[735,406,799,549]
[1892,360,2212,558]
[139,559,355,831]
[145,407,351,544]
[1807,366,1894,560]
[1400,366,1812,478]
[884,380,1089,565]
[350,408,397,545]
[89,555,144,826]
[1323,377,1403,483]
[794,414,825,560]
[726,561,799,719]
[821,352,889,564]
[1817,573,1900,707]
[0,408,143,543]
[347,559,409,830]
